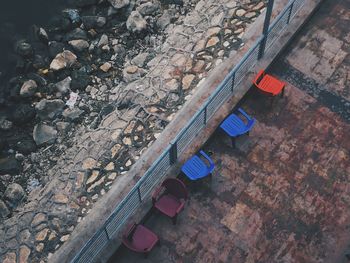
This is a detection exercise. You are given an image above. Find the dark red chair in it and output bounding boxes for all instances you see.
[122,223,159,258]
[253,69,286,106]
[152,178,188,225]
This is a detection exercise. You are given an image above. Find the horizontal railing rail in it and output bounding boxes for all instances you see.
[72,0,306,262]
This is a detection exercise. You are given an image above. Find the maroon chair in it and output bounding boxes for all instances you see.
[121,223,159,258]
[152,178,188,225]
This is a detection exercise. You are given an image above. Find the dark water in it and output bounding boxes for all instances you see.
[0,0,68,80]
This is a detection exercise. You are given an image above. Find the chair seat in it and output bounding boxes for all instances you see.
[220,114,248,137]
[181,156,208,180]
[257,75,285,96]
[154,194,182,217]
[125,224,159,252]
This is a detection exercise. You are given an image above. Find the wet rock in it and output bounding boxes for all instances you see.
[14,40,33,57]
[10,104,36,124]
[157,10,172,30]
[38,27,49,42]
[126,11,147,33]
[62,108,84,122]
[56,122,71,133]
[4,183,26,209]
[108,0,130,9]
[35,99,65,120]
[138,1,160,16]
[81,16,107,29]
[63,9,81,26]
[55,77,72,94]
[69,39,89,52]
[0,117,13,131]
[20,80,37,97]
[50,50,77,71]
[71,70,90,90]
[33,124,58,146]
[98,34,109,48]
[0,156,22,174]
[64,28,88,41]
[131,52,149,67]
[48,41,65,58]
[0,200,10,219]
[16,137,37,154]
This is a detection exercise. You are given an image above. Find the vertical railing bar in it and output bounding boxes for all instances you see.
[287,1,294,23]
[137,187,142,202]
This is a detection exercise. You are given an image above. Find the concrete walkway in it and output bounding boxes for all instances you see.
[109,0,350,262]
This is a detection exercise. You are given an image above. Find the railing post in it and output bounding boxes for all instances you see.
[105,228,110,240]
[231,73,235,92]
[258,0,275,59]
[204,107,207,124]
[287,2,294,24]
[170,142,177,165]
[137,187,142,202]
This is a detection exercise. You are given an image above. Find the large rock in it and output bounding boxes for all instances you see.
[81,16,107,29]
[33,124,58,146]
[64,28,88,41]
[50,50,77,71]
[55,77,72,94]
[35,99,65,120]
[137,1,160,16]
[62,108,84,122]
[69,39,89,52]
[4,183,26,209]
[48,41,65,58]
[0,200,10,219]
[108,0,130,9]
[20,80,37,97]
[126,11,147,33]
[14,40,33,57]
[0,156,22,174]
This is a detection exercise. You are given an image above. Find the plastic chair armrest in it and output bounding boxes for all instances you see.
[238,108,252,121]
[152,186,163,204]
[199,150,214,166]
[253,70,265,86]
[176,200,185,214]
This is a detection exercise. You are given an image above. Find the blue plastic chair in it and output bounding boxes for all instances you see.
[220,108,255,147]
[181,150,215,181]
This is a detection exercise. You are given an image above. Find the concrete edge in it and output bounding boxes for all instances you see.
[50,0,323,262]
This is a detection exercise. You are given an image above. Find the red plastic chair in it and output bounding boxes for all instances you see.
[122,223,159,258]
[152,178,188,225]
[253,69,285,105]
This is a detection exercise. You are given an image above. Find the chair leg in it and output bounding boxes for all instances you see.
[231,137,236,148]
[172,215,177,225]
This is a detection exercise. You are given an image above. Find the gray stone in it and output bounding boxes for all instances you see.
[108,0,130,9]
[157,10,172,30]
[55,77,72,94]
[33,124,58,146]
[69,39,89,52]
[50,50,77,71]
[100,62,112,72]
[138,1,160,16]
[98,34,109,48]
[0,200,10,219]
[131,52,149,67]
[4,183,26,208]
[35,99,65,120]
[38,27,48,42]
[81,16,106,29]
[0,156,22,174]
[62,108,84,122]
[126,11,147,33]
[56,122,71,133]
[0,117,13,131]
[15,40,33,57]
[20,80,37,97]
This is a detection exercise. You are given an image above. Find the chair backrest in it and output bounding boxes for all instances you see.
[162,178,188,200]
[253,69,265,86]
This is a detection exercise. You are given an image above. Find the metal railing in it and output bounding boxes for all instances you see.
[72,0,305,262]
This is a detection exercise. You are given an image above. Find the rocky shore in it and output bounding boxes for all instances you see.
[0,0,266,261]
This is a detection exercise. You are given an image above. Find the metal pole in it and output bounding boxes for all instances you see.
[258,0,275,59]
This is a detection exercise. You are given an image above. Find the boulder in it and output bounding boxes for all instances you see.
[98,34,109,47]
[35,99,65,120]
[0,156,22,174]
[81,16,107,29]
[20,79,37,97]
[69,39,89,52]
[62,108,84,122]
[100,62,112,72]
[55,77,72,94]
[0,117,12,131]
[4,183,26,209]
[108,0,130,9]
[157,10,172,30]
[33,124,58,146]
[126,11,147,33]
[131,52,149,67]
[38,27,49,42]
[138,1,160,16]
[50,50,77,71]
[0,200,10,219]
[48,41,65,58]
[64,28,88,41]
